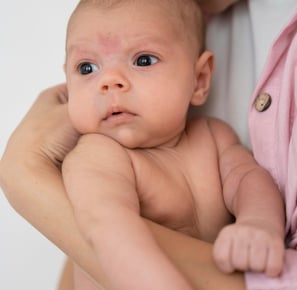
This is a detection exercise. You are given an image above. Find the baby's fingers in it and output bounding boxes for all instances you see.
[246,234,284,276]
[213,228,236,273]
[265,241,285,277]
[214,224,285,276]
[247,241,268,273]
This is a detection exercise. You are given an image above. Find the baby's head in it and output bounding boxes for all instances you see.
[65,0,213,148]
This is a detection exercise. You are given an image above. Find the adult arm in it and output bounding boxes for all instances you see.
[0,85,245,290]
[0,84,110,288]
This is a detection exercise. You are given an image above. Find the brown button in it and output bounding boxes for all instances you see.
[255,93,272,112]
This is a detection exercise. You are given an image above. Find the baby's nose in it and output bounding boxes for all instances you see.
[99,69,130,93]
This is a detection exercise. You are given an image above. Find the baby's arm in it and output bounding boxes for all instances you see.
[62,134,193,290]
[209,118,285,277]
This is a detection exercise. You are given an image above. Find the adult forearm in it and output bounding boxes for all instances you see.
[1,154,245,290]
[0,156,246,290]
[0,155,110,289]
[0,162,245,290]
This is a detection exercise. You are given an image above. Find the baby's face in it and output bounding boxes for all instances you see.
[65,1,201,148]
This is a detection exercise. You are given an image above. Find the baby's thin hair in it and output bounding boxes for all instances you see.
[78,0,125,8]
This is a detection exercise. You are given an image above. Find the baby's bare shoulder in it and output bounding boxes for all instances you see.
[187,116,234,134]
[186,117,240,151]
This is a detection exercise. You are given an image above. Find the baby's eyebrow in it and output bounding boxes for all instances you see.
[66,43,97,63]
[65,34,171,63]
[66,43,88,57]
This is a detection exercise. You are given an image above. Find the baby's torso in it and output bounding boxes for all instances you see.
[72,118,236,290]
[127,118,233,242]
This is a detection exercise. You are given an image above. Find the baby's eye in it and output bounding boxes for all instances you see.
[134,55,159,67]
[78,62,99,75]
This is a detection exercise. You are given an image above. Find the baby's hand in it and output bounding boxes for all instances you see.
[213,221,285,277]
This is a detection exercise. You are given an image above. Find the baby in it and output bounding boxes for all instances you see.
[62,0,285,289]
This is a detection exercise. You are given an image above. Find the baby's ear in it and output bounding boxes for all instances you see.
[191,51,214,106]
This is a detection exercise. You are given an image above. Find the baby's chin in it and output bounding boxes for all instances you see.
[113,136,180,150]
[107,133,157,150]
[105,128,184,149]
[113,137,150,150]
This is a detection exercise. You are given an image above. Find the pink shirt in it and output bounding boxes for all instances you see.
[246,10,297,290]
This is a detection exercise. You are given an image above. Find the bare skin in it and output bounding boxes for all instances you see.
[63,119,284,289]
[0,84,246,290]
[62,1,284,288]
[0,1,268,290]
[57,259,75,290]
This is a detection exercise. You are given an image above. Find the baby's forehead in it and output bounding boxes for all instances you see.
[72,0,202,30]
[68,0,203,52]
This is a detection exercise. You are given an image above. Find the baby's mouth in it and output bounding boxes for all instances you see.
[103,111,123,120]
[103,108,120,119]
[103,108,136,122]
[112,111,122,116]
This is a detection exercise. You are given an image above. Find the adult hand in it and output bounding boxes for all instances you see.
[3,83,78,165]
[0,83,79,197]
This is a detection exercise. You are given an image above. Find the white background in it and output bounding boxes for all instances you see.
[0,1,78,289]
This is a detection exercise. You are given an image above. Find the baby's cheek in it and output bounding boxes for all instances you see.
[68,102,88,133]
